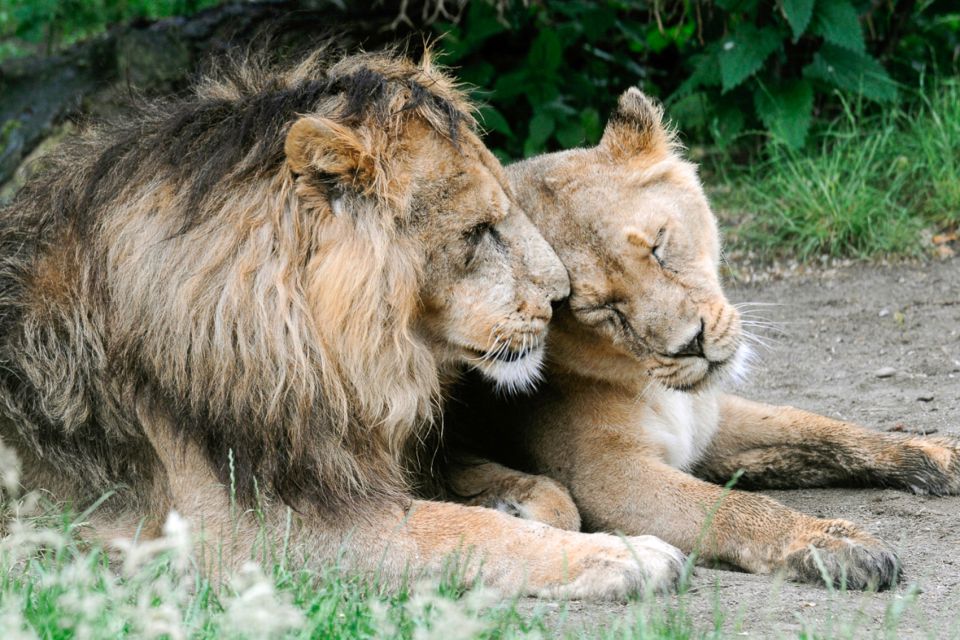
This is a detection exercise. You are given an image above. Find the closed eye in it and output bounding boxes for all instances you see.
[651,227,666,267]
[465,221,493,246]
[463,221,502,267]
[571,299,627,326]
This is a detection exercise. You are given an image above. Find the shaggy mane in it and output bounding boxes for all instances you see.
[0,48,476,515]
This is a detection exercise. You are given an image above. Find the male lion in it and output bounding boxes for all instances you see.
[0,53,685,599]
[445,88,960,589]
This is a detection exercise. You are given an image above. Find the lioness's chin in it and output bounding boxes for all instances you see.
[658,343,753,393]
[473,346,545,395]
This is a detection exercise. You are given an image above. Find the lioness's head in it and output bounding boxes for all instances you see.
[284,53,568,405]
[508,88,745,391]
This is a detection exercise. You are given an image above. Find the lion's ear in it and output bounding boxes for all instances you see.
[600,88,669,161]
[284,117,376,185]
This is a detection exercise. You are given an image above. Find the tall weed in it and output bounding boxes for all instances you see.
[715,80,960,259]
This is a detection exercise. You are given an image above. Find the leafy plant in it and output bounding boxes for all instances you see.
[0,0,220,59]
[434,0,958,156]
[715,81,960,259]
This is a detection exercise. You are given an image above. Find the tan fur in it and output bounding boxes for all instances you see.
[0,54,689,599]
[446,88,960,590]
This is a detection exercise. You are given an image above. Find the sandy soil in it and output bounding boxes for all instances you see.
[526,257,960,639]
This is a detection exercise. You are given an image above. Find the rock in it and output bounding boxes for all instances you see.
[874,367,896,378]
[916,392,935,402]
[878,308,890,318]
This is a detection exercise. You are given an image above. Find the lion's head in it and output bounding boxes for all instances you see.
[508,88,746,392]
[282,53,569,406]
[0,49,568,513]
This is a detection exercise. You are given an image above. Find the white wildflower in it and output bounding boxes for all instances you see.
[219,561,304,638]
[0,600,38,640]
[113,510,193,576]
[1,518,68,558]
[0,439,21,497]
[406,581,495,640]
[128,584,187,640]
[368,598,401,638]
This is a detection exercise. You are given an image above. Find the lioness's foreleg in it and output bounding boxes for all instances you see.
[694,395,960,495]
[444,455,581,530]
[567,447,900,590]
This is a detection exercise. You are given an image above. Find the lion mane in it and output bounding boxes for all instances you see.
[0,49,475,521]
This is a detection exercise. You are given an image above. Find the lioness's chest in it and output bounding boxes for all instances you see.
[634,387,720,471]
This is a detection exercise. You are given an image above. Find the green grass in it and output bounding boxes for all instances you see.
[0,454,944,640]
[0,489,947,640]
[712,78,960,260]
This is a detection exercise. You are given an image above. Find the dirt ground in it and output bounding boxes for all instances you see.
[526,257,960,639]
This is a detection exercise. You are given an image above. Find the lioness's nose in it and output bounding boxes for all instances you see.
[672,319,705,358]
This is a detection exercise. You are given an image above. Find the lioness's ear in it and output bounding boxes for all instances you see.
[284,116,376,186]
[600,88,669,161]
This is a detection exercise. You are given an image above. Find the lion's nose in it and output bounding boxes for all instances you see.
[671,319,705,358]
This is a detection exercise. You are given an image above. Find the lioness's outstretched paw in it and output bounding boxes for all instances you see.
[898,436,960,496]
[783,519,901,590]
[537,533,685,601]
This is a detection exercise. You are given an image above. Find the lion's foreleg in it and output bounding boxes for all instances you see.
[444,456,581,531]
[694,394,960,495]
[385,499,682,599]
[135,399,261,577]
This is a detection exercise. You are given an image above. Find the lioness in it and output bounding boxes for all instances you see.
[0,53,684,599]
[445,88,960,589]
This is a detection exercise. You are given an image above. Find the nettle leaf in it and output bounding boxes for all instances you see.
[477,105,513,138]
[709,99,747,149]
[718,25,782,92]
[804,43,897,102]
[782,0,814,41]
[492,69,529,101]
[528,29,563,74]
[753,78,814,148]
[555,119,586,148]
[524,112,555,157]
[715,0,760,11]
[672,49,721,100]
[812,0,865,53]
[668,92,710,131]
[580,108,603,143]
[462,0,508,44]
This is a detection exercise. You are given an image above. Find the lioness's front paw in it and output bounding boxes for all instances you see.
[898,436,960,496]
[487,475,582,531]
[783,519,900,590]
[539,533,685,601]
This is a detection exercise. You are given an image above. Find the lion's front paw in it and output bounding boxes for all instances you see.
[783,519,901,590]
[538,533,685,601]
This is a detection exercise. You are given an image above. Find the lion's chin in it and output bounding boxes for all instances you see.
[473,346,545,396]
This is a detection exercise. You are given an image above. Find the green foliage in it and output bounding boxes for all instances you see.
[0,0,220,58]
[717,24,782,93]
[435,0,958,155]
[435,0,672,159]
[901,78,960,226]
[3,0,958,157]
[716,80,960,259]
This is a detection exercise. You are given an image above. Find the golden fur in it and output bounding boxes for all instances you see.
[0,52,687,598]
[446,88,960,590]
